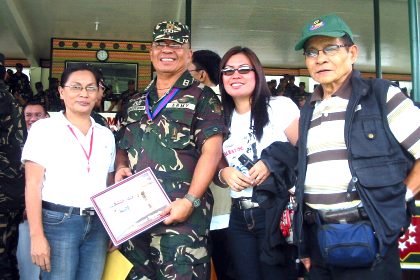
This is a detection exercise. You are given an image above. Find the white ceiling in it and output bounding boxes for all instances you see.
[0,0,417,74]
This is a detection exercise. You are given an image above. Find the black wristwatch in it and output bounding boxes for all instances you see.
[184,193,201,208]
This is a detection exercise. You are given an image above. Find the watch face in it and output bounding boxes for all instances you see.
[193,200,201,208]
[96,50,108,61]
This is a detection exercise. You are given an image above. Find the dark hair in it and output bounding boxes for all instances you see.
[0,65,5,80]
[60,64,100,87]
[219,46,270,141]
[24,100,47,114]
[35,82,43,89]
[192,50,221,85]
[341,33,354,46]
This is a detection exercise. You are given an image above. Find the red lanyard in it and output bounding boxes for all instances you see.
[67,125,94,173]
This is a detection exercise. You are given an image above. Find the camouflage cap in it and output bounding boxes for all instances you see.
[152,21,190,44]
[295,14,353,51]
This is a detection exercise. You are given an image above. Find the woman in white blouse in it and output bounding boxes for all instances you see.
[22,65,115,280]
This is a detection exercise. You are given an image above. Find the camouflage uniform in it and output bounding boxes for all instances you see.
[117,72,224,279]
[0,79,25,280]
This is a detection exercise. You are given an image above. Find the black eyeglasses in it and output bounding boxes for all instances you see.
[303,44,350,58]
[221,66,254,76]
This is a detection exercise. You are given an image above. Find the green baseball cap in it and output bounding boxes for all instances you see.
[152,21,190,44]
[294,14,353,51]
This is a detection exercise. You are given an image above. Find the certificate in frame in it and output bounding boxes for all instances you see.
[91,167,171,246]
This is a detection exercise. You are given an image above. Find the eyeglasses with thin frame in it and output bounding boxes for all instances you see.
[63,84,99,93]
[303,44,350,58]
[152,41,185,50]
[221,66,255,76]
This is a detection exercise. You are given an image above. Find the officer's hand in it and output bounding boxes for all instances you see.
[31,234,51,272]
[162,198,194,225]
[115,167,132,183]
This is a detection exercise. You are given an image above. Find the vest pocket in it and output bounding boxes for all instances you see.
[350,117,392,158]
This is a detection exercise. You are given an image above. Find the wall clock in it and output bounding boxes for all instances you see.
[96,49,109,62]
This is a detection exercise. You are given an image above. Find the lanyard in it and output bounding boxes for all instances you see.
[67,125,94,173]
[145,88,180,121]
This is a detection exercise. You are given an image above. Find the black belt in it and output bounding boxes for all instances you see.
[231,197,259,210]
[42,201,96,216]
[304,204,368,224]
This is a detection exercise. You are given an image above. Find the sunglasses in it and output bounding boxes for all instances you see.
[221,66,254,76]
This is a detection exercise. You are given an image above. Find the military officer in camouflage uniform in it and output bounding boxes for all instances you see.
[115,21,225,279]
[0,65,26,279]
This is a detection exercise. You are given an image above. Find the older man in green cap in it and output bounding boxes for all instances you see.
[115,21,225,279]
[294,14,420,279]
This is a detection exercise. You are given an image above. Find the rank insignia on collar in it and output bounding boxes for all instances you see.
[182,79,190,86]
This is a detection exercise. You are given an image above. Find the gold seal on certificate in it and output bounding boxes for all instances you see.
[91,167,171,246]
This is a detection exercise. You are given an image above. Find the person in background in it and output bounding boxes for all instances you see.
[275,77,288,96]
[283,75,300,105]
[31,82,47,107]
[189,49,235,280]
[267,79,278,95]
[91,73,109,128]
[11,63,32,106]
[22,65,116,280]
[0,64,26,280]
[298,82,310,96]
[45,78,63,112]
[119,80,138,111]
[115,80,139,124]
[294,14,420,279]
[5,69,14,89]
[17,101,48,280]
[188,50,221,95]
[297,95,307,110]
[217,46,299,280]
[115,21,224,279]
[23,101,48,131]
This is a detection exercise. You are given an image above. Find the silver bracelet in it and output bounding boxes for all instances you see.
[218,168,228,186]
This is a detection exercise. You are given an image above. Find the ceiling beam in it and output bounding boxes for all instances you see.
[0,0,39,66]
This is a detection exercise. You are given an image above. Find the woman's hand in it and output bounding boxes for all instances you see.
[248,160,270,186]
[108,240,119,252]
[301,257,311,272]
[220,167,254,192]
[31,234,51,272]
